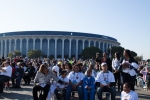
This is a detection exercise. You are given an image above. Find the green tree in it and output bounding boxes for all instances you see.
[131,51,137,57]
[27,50,43,58]
[8,52,13,58]
[8,50,21,58]
[134,56,143,61]
[81,47,103,59]
[107,46,125,57]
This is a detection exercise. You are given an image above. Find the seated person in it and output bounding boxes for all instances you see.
[140,66,150,91]
[54,70,69,100]
[23,62,35,84]
[33,64,62,100]
[0,61,12,93]
[121,82,138,100]
[11,62,24,88]
[83,69,95,100]
[66,64,84,100]
[96,62,116,100]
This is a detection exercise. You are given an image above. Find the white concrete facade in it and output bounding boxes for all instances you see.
[0,33,120,59]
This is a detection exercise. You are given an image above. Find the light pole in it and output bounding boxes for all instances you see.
[109,46,112,58]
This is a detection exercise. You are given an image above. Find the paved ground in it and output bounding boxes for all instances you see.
[0,82,150,100]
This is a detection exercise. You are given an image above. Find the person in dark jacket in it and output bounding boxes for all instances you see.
[11,62,24,88]
[23,62,35,84]
[119,49,139,91]
[101,52,112,72]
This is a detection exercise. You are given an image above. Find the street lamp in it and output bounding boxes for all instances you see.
[109,46,112,58]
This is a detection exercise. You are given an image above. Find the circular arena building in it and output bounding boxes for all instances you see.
[0,31,120,59]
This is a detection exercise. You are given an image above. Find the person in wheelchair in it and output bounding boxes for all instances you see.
[54,70,69,100]
[96,62,116,100]
[83,69,95,100]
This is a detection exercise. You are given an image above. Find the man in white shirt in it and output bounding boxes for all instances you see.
[96,62,116,100]
[0,61,12,93]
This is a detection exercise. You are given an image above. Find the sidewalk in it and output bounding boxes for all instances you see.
[0,83,150,100]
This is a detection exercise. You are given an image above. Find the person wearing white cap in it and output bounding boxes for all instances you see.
[96,62,116,100]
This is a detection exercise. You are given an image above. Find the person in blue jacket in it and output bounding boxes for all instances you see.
[83,69,95,100]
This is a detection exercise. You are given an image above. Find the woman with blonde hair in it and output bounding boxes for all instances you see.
[32,64,61,100]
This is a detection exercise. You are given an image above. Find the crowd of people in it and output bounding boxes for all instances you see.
[0,49,150,100]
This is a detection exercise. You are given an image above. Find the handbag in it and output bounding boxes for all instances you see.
[38,89,43,100]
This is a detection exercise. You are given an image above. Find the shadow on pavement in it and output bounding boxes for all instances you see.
[0,92,33,99]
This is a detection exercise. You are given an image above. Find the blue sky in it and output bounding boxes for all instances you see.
[0,0,149,59]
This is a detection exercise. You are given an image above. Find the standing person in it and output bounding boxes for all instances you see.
[85,64,96,78]
[83,69,95,100]
[101,52,112,72]
[66,64,84,100]
[120,49,139,91]
[112,52,121,92]
[140,66,150,91]
[96,62,116,100]
[95,52,101,65]
[121,82,138,100]
[0,61,12,93]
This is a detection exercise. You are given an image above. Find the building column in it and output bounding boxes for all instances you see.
[99,42,101,49]
[14,39,16,50]
[82,40,85,50]
[69,39,72,58]
[9,39,11,53]
[106,42,108,52]
[47,39,49,58]
[33,38,35,50]
[1,40,3,58]
[40,38,42,51]
[94,41,96,47]
[55,38,57,60]
[4,39,7,58]
[76,39,78,60]
[26,38,29,57]
[20,39,22,53]
[89,40,90,47]
[62,38,64,60]
[103,42,105,52]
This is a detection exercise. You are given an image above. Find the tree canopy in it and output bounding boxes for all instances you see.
[81,46,103,59]
[107,46,137,58]
[130,51,137,57]
[8,50,21,58]
[107,46,125,58]
[27,50,43,58]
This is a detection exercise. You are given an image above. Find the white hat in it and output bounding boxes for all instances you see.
[52,66,59,76]
[101,62,107,66]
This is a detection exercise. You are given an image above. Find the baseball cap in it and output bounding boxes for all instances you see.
[101,62,107,66]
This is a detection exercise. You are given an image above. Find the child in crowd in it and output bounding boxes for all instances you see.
[47,70,69,100]
[136,65,144,87]
[54,70,69,100]
[83,69,95,100]
[121,82,138,100]
[140,66,150,91]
